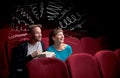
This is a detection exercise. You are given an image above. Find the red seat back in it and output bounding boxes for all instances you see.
[79,37,101,55]
[0,27,10,44]
[0,42,9,78]
[6,30,29,62]
[95,50,120,78]
[27,58,69,78]
[96,36,110,50]
[64,37,81,54]
[42,37,49,49]
[114,48,120,62]
[66,53,101,78]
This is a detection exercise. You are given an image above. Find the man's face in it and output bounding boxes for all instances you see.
[30,27,42,41]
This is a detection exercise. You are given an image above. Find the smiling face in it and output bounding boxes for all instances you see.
[49,27,64,46]
[52,31,64,44]
[31,26,42,41]
[28,25,42,42]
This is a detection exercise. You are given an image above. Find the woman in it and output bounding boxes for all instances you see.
[47,27,72,61]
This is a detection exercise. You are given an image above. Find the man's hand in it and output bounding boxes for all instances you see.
[52,54,56,58]
[31,50,41,58]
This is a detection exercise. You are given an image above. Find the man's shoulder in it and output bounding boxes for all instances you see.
[18,41,28,47]
[40,41,44,44]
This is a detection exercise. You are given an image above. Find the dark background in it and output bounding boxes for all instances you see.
[0,0,119,49]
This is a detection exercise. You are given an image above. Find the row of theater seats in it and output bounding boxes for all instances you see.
[26,50,120,78]
[0,37,120,78]
[0,28,114,78]
[0,36,111,78]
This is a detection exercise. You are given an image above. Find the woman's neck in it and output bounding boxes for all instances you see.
[54,43,65,51]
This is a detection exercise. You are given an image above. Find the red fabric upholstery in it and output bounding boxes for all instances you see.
[6,30,29,62]
[0,42,9,78]
[79,37,101,55]
[64,37,81,54]
[114,48,120,63]
[26,58,69,78]
[66,53,101,78]
[7,38,29,62]
[96,36,110,50]
[42,29,51,37]
[42,37,49,49]
[0,27,10,44]
[95,50,120,78]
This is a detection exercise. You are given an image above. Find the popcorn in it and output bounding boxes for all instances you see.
[37,51,55,58]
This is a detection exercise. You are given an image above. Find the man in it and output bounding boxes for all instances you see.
[10,24,45,78]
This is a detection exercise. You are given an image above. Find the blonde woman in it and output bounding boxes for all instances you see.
[47,27,72,61]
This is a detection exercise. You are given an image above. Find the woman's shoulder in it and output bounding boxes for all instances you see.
[65,44,71,48]
[65,44,72,50]
[47,45,54,50]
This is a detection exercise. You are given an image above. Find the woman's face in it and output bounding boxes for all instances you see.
[53,31,64,44]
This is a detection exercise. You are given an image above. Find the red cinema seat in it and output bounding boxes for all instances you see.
[0,27,10,44]
[0,42,9,78]
[26,58,70,78]
[64,37,81,54]
[42,37,49,49]
[114,48,120,60]
[65,53,101,78]
[42,29,51,37]
[6,30,29,62]
[79,37,101,55]
[95,50,120,78]
[96,36,110,50]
